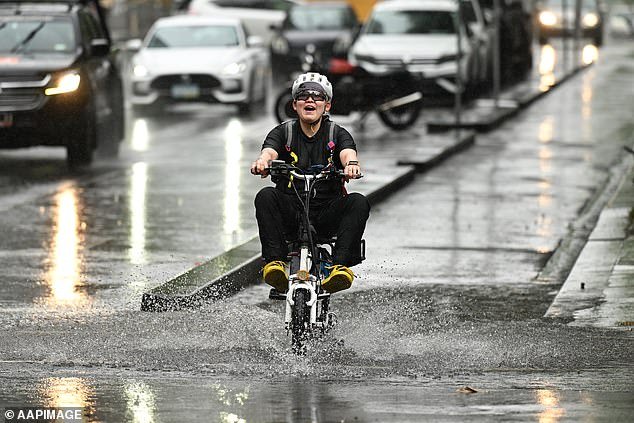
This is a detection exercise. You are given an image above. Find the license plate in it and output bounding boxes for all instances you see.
[0,113,13,128]
[171,84,200,99]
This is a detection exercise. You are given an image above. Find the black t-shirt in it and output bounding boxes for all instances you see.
[262,116,356,202]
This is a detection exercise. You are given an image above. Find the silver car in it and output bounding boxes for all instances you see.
[129,15,269,114]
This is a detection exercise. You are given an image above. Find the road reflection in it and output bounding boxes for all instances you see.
[582,44,599,65]
[129,162,148,265]
[38,377,93,408]
[223,119,243,249]
[536,389,565,423]
[539,44,556,92]
[131,119,150,152]
[124,381,156,423]
[581,63,595,128]
[42,184,89,307]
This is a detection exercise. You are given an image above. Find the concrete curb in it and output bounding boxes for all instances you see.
[545,157,634,327]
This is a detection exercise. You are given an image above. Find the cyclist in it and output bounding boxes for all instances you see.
[250,72,370,294]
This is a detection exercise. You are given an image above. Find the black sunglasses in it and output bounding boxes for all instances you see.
[294,90,327,102]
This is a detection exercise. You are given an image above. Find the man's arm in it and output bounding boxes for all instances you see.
[251,147,279,177]
[340,148,361,179]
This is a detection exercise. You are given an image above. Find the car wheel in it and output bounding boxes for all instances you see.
[67,111,96,169]
[274,89,296,123]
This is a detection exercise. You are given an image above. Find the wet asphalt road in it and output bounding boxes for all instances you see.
[1,41,633,421]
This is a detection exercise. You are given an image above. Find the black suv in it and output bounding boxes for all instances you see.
[0,0,124,167]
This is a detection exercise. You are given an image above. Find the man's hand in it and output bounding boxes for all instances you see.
[250,157,269,178]
[344,161,361,181]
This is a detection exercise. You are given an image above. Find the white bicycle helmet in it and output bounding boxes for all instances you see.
[291,72,333,101]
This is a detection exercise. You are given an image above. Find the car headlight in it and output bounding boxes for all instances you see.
[44,71,80,96]
[271,36,289,54]
[582,12,599,27]
[223,61,247,76]
[133,64,149,77]
[539,11,557,26]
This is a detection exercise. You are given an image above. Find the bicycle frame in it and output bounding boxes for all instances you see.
[267,161,347,350]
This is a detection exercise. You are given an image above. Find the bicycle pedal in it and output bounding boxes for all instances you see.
[269,288,287,300]
[326,312,338,329]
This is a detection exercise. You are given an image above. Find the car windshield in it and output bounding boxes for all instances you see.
[365,10,456,35]
[212,0,296,12]
[147,25,240,48]
[0,17,75,54]
[286,6,356,30]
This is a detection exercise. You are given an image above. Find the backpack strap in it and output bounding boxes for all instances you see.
[283,119,297,188]
[326,120,338,166]
[284,119,294,152]
[328,120,336,149]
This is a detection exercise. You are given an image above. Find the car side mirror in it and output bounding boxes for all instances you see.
[90,38,110,57]
[247,35,264,48]
[125,39,143,52]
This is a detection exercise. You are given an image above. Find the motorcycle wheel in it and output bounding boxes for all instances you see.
[291,289,310,355]
[377,101,421,131]
[274,90,297,123]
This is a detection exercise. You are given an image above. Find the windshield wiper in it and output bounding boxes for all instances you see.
[10,21,45,53]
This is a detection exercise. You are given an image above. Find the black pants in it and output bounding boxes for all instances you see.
[254,187,370,267]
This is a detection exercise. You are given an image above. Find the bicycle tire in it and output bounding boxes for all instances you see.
[291,289,310,354]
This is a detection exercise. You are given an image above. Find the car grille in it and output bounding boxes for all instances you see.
[0,74,50,111]
[151,74,221,90]
[0,94,41,109]
[372,58,439,66]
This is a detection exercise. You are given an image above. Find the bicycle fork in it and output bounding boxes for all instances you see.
[285,245,318,328]
[284,244,336,333]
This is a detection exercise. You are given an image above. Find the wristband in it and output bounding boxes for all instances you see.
[346,160,359,166]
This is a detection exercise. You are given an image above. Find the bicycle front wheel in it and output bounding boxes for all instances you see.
[291,289,310,354]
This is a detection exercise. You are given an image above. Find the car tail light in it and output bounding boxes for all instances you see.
[328,58,356,75]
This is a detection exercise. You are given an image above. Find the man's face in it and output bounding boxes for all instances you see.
[293,89,331,124]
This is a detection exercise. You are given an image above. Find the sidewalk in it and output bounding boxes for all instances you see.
[546,156,634,329]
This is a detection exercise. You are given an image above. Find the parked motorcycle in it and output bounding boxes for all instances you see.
[273,47,423,131]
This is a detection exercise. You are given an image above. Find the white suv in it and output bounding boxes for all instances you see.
[348,0,481,96]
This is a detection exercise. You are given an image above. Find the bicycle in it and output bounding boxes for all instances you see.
[265,160,365,354]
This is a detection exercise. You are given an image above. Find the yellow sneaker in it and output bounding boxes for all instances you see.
[322,265,354,293]
[263,261,288,292]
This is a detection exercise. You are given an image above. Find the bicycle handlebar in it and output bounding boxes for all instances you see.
[266,161,363,180]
